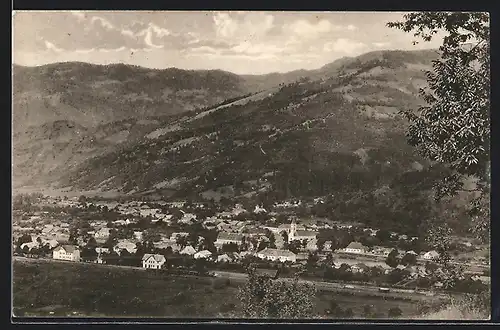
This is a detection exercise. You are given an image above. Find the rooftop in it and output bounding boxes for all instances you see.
[142,253,166,263]
[345,242,366,250]
[258,248,296,258]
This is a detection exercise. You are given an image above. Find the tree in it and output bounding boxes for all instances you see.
[237,267,316,318]
[306,252,319,269]
[268,234,276,249]
[281,230,289,248]
[176,235,189,249]
[363,304,374,318]
[387,13,490,242]
[388,307,403,318]
[288,240,302,254]
[401,252,418,266]
[376,229,392,243]
[385,249,399,268]
[16,234,32,246]
[344,308,354,318]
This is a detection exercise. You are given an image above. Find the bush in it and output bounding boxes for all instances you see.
[388,307,403,318]
[220,302,236,313]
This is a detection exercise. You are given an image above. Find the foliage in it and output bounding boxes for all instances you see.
[388,307,403,318]
[385,249,400,268]
[388,12,490,242]
[237,267,316,318]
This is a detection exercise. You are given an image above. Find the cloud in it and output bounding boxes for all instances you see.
[98,46,126,53]
[70,11,86,22]
[90,16,115,30]
[44,40,63,53]
[284,19,356,38]
[230,41,286,56]
[213,13,238,39]
[323,38,367,54]
[373,41,391,48]
[212,12,275,40]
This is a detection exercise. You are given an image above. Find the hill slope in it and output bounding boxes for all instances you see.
[13,62,254,129]
[14,49,441,199]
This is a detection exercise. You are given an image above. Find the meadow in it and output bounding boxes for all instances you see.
[13,259,427,318]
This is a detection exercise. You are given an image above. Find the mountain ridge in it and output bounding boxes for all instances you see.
[13,48,440,194]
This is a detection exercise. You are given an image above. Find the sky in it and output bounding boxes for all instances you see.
[12,11,444,75]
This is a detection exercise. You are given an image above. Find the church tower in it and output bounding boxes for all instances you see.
[288,218,297,243]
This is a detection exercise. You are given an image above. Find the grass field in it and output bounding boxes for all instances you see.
[13,259,427,318]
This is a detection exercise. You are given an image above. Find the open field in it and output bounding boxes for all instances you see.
[12,259,430,318]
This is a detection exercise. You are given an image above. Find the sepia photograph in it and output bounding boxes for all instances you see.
[12,11,490,320]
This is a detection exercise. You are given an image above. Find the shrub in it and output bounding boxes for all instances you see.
[388,307,403,318]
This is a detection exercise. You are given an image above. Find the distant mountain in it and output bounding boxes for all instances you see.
[13,49,441,194]
[12,62,256,130]
[53,49,439,193]
[19,48,478,235]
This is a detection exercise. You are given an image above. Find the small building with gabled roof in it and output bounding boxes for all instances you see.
[142,254,166,269]
[53,245,80,262]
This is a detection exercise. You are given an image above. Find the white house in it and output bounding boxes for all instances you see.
[94,228,110,240]
[142,254,166,269]
[113,240,137,255]
[342,242,367,254]
[95,247,110,254]
[194,250,212,259]
[180,245,197,256]
[20,241,39,251]
[45,239,59,249]
[214,232,243,250]
[422,250,440,260]
[134,231,143,241]
[217,254,232,263]
[53,245,81,262]
[254,205,267,214]
[256,248,296,263]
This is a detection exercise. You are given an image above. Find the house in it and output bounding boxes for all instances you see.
[352,263,369,273]
[94,228,110,240]
[179,213,197,224]
[170,232,189,242]
[254,205,267,214]
[422,250,440,260]
[232,204,246,215]
[217,254,232,263]
[256,248,296,263]
[306,238,319,251]
[194,250,212,259]
[20,241,39,251]
[215,232,243,250]
[133,231,143,241]
[323,241,333,252]
[142,254,166,269]
[278,222,305,233]
[45,239,59,249]
[296,252,309,261]
[95,247,110,254]
[342,242,367,254]
[55,233,70,242]
[53,245,81,262]
[255,268,279,279]
[180,245,196,256]
[113,240,137,255]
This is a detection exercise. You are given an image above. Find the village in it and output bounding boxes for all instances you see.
[12,193,490,294]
